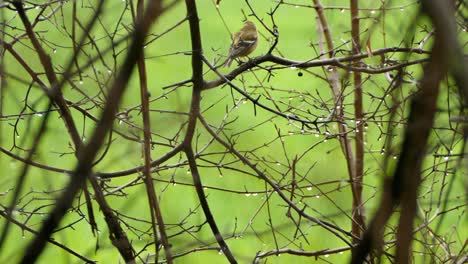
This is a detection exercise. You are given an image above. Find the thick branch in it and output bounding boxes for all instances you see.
[183,0,237,262]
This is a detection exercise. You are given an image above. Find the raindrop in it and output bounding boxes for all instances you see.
[316,195,320,199]
[36,113,43,117]
[245,193,251,197]
[306,187,312,191]
[444,156,449,161]
[290,66,297,70]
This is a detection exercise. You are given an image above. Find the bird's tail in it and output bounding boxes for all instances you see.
[223,57,233,67]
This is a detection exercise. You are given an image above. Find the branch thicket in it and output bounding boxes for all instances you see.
[0,1,466,263]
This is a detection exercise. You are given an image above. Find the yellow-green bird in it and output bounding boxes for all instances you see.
[224,21,258,67]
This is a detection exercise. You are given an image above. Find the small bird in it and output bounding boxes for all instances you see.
[224,21,258,67]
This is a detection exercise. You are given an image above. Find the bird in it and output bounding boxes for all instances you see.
[224,21,258,67]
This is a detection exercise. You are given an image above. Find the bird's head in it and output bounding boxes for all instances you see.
[244,20,256,29]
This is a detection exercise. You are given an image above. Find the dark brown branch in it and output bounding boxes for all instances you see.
[183,0,237,262]
[254,246,351,263]
[350,0,366,246]
[135,0,172,262]
[203,47,429,89]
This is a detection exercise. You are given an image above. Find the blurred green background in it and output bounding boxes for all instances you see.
[1,0,466,263]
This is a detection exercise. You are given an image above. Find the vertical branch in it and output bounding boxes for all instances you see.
[135,0,172,262]
[0,5,4,146]
[312,0,358,240]
[350,0,366,244]
[183,0,237,262]
[393,37,443,262]
[312,0,355,175]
